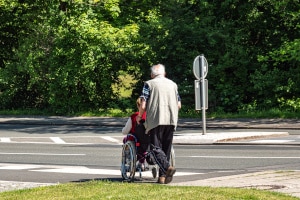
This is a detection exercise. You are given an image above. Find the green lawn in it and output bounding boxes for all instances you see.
[0,181,298,200]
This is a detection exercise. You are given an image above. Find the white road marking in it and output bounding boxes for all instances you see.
[0,164,43,170]
[184,156,300,159]
[50,137,66,144]
[0,138,10,142]
[0,153,85,156]
[33,168,201,177]
[33,167,121,175]
[0,136,123,145]
[101,136,123,144]
[0,163,201,177]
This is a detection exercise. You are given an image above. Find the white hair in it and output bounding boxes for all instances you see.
[151,64,165,76]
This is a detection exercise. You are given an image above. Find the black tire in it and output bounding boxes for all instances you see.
[121,140,136,182]
[170,145,175,167]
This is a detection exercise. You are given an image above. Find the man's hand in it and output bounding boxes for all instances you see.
[136,98,146,124]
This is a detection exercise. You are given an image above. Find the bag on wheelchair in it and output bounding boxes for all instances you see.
[146,146,168,167]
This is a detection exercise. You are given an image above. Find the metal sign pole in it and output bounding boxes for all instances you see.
[200,55,206,135]
[193,54,208,135]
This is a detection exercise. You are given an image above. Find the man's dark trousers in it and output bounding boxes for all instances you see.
[149,125,174,177]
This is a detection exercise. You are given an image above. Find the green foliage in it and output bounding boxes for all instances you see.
[0,0,299,114]
[0,0,146,114]
[247,0,300,112]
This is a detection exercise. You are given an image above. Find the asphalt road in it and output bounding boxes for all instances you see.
[0,124,300,186]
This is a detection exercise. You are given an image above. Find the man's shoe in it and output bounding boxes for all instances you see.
[164,166,176,184]
[157,176,165,184]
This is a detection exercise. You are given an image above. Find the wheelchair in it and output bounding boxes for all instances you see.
[120,133,175,182]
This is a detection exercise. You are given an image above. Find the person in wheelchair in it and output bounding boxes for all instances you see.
[136,64,181,184]
[122,98,148,171]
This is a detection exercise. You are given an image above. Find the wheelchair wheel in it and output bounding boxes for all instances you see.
[121,140,136,182]
[170,145,175,167]
[151,165,158,179]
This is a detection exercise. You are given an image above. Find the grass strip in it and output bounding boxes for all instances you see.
[0,181,298,200]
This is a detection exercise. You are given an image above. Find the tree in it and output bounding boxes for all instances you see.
[247,0,300,111]
[0,0,299,114]
[0,0,146,114]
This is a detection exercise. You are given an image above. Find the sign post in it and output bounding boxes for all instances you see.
[193,54,208,135]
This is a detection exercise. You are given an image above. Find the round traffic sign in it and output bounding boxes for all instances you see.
[193,55,208,79]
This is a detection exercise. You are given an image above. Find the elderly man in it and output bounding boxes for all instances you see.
[137,64,181,184]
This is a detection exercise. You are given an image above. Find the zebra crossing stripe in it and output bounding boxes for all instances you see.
[101,136,123,144]
[0,138,11,142]
[32,168,202,177]
[0,163,201,177]
[50,137,66,144]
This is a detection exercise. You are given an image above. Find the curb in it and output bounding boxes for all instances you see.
[173,132,289,145]
[0,116,300,130]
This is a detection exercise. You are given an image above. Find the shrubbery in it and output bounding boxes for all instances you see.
[0,0,299,115]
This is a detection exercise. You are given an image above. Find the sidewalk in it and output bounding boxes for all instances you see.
[0,116,300,198]
[0,115,298,144]
[172,170,300,198]
[1,115,300,129]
